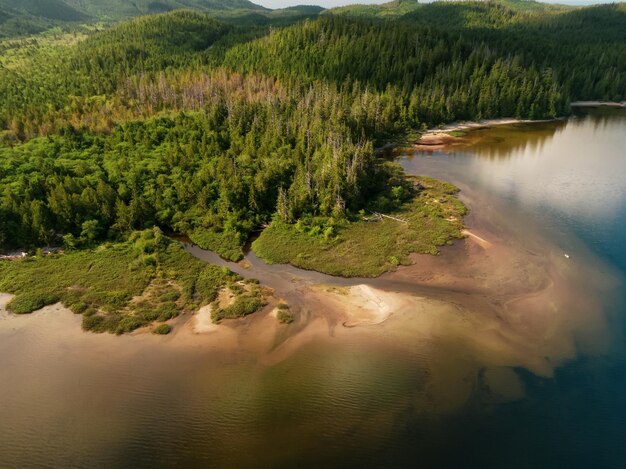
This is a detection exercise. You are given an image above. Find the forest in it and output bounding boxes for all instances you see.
[1,1,625,256]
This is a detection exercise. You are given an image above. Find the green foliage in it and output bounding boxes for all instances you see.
[191,265,234,304]
[153,323,172,335]
[0,2,624,280]
[189,230,244,262]
[211,293,267,323]
[276,308,294,324]
[253,177,467,277]
[0,229,251,333]
[7,291,60,314]
[116,315,145,334]
[0,0,272,38]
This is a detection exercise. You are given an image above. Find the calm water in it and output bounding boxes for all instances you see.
[0,110,625,468]
[399,109,626,469]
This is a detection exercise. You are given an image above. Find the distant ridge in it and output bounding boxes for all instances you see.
[0,0,284,37]
[62,0,269,19]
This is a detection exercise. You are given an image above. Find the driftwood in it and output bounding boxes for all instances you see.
[364,212,408,224]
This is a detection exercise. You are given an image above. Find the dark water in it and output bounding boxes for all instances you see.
[0,110,625,468]
[399,109,626,469]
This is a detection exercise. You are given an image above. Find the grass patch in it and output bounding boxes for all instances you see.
[0,227,264,333]
[189,229,244,262]
[252,176,466,277]
[211,287,267,323]
[446,130,468,137]
[7,292,61,314]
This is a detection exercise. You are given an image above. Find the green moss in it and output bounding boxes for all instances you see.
[253,176,466,277]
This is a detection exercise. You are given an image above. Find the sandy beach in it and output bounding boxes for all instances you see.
[414,117,559,151]
[1,113,621,415]
[0,190,617,413]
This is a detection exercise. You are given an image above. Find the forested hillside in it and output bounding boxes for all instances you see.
[0,0,88,37]
[0,0,320,38]
[0,2,625,257]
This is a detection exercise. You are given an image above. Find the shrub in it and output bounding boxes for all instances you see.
[277,309,294,324]
[159,290,180,302]
[8,292,60,314]
[156,302,178,321]
[82,314,104,331]
[228,283,244,295]
[211,294,266,323]
[194,265,233,303]
[70,301,89,314]
[139,308,160,321]
[153,323,172,335]
[116,316,145,334]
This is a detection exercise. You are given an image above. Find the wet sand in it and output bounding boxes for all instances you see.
[1,192,617,414]
[1,118,621,416]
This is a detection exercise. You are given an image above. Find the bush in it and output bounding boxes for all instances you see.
[194,265,234,303]
[8,292,60,314]
[159,290,180,302]
[116,316,145,334]
[139,308,160,321]
[153,323,172,335]
[82,314,104,331]
[277,309,294,324]
[70,301,89,314]
[157,302,178,321]
[228,283,245,295]
[211,294,266,323]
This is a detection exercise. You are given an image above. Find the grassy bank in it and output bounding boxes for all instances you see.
[252,177,467,277]
[0,228,265,334]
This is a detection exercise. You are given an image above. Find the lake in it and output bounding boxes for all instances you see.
[0,109,625,468]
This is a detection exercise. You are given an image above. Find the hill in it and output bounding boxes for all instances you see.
[0,0,88,37]
[62,0,268,20]
[0,0,321,37]
[0,3,624,268]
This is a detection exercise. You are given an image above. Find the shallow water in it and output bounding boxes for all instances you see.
[1,110,625,468]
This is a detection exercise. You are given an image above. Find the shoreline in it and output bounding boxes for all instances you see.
[570,100,626,108]
[1,176,620,410]
[414,117,561,151]
[1,207,617,408]
[1,114,622,411]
